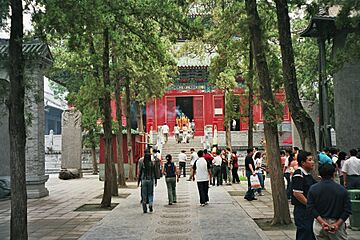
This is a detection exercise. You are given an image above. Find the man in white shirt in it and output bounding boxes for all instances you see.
[192,150,211,206]
[212,150,222,186]
[187,148,198,181]
[178,150,187,177]
[162,123,169,143]
[342,149,360,189]
[174,124,180,143]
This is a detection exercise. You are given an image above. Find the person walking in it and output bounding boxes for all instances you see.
[307,164,352,240]
[231,151,240,184]
[192,150,211,206]
[162,122,169,143]
[291,150,317,240]
[178,150,187,177]
[174,124,180,143]
[162,154,179,205]
[336,151,347,186]
[254,151,264,196]
[190,119,196,135]
[244,148,256,201]
[225,147,232,185]
[284,148,294,200]
[203,149,214,184]
[342,149,360,189]
[212,150,222,186]
[137,151,157,213]
[188,148,198,181]
[182,124,189,143]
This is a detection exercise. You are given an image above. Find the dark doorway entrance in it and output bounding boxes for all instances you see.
[176,97,193,120]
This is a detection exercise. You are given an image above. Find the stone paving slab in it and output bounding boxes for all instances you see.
[0,174,114,240]
[225,178,360,240]
[80,178,268,240]
[1,172,359,240]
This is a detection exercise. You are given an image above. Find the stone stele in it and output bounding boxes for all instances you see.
[61,109,82,177]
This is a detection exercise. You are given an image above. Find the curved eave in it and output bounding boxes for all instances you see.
[178,65,208,69]
[300,16,337,38]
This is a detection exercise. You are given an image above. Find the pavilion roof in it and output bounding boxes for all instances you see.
[299,15,337,38]
[0,38,53,65]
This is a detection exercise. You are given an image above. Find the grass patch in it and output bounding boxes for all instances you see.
[74,203,118,211]
[254,218,296,231]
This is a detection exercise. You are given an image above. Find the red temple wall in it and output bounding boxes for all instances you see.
[145,88,290,136]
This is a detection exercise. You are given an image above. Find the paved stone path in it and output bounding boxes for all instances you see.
[0,174,108,240]
[80,177,267,240]
[1,173,359,240]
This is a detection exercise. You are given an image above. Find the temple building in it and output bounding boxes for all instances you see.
[145,46,291,141]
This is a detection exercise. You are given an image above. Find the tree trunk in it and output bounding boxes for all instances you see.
[136,102,144,133]
[225,121,232,150]
[100,28,113,208]
[225,90,232,150]
[247,45,254,148]
[125,79,135,181]
[245,0,291,225]
[111,162,118,196]
[9,0,28,238]
[91,142,98,174]
[115,81,127,187]
[274,0,318,174]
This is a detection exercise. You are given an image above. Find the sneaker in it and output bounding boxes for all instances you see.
[259,193,264,196]
[204,202,208,205]
[173,201,177,203]
[149,205,153,212]
[168,202,173,205]
[200,204,205,207]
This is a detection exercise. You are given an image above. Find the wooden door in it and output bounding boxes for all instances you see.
[193,96,204,135]
[166,97,176,131]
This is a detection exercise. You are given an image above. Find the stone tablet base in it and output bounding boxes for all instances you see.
[26,175,49,199]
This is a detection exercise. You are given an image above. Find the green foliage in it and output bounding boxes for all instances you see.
[32,0,198,146]
[0,0,9,29]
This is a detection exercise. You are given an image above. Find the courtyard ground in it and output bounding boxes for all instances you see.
[0,173,359,240]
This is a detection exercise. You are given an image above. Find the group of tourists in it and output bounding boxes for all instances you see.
[280,146,360,240]
[137,140,359,240]
[173,120,195,144]
[244,148,267,201]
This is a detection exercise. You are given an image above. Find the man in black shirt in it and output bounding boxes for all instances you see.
[307,164,351,239]
[291,150,317,240]
[244,148,256,201]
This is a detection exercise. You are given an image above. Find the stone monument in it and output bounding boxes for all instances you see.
[60,109,82,177]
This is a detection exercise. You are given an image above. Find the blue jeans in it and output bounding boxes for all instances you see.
[165,177,176,204]
[256,172,263,193]
[294,205,315,240]
[141,179,154,212]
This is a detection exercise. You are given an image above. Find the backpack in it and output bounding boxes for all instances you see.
[164,162,176,178]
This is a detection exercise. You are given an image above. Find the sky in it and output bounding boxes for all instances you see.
[0,12,33,39]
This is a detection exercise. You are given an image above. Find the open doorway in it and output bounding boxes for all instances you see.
[176,97,193,120]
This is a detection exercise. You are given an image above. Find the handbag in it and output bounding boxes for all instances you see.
[250,174,261,189]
